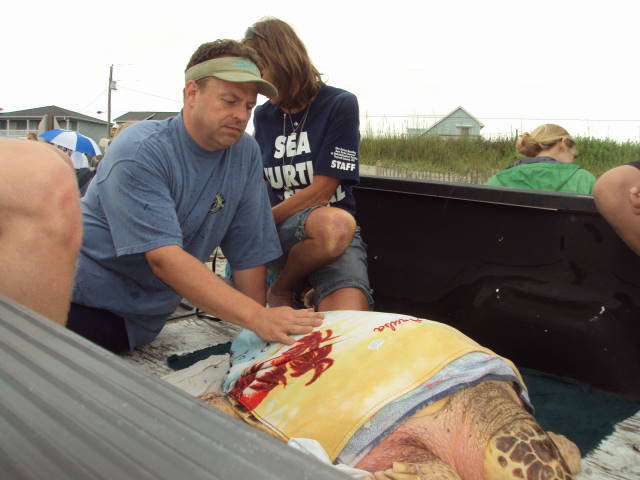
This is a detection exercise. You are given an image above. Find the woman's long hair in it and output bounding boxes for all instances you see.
[243,18,323,111]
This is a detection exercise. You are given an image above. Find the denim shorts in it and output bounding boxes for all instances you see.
[271,206,374,308]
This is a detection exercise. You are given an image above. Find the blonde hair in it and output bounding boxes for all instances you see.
[516,124,575,157]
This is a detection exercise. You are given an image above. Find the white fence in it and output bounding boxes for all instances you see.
[360,164,491,184]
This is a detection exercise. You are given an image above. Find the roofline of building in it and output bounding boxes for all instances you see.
[423,106,485,134]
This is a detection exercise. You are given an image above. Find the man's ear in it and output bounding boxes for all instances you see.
[184,80,199,106]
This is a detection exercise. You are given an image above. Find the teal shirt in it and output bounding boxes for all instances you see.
[487,158,596,194]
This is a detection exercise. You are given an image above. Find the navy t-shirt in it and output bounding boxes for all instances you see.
[254,85,361,216]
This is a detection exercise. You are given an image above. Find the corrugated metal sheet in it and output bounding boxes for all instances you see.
[0,295,348,480]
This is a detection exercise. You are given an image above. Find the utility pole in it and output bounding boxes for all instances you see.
[107,64,116,139]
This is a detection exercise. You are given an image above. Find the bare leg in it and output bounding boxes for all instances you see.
[317,286,369,311]
[593,165,640,255]
[0,139,82,325]
[268,207,356,307]
[302,284,370,311]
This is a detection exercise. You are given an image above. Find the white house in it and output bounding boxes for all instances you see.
[0,106,107,144]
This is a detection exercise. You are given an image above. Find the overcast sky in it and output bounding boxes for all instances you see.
[3,0,640,140]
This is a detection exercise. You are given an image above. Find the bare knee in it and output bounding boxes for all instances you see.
[48,165,83,252]
[0,140,82,323]
[594,165,638,215]
[30,160,82,254]
[0,139,82,253]
[307,207,356,258]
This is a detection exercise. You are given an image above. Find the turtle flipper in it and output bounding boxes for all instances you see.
[372,460,461,480]
[484,419,577,479]
[548,432,581,475]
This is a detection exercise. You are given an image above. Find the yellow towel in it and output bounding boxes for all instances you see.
[225,310,521,460]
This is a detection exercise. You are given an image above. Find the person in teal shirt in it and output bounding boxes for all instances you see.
[487,124,595,194]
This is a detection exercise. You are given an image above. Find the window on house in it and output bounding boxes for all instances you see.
[10,120,27,130]
[0,120,6,130]
[457,126,471,136]
[69,120,77,130]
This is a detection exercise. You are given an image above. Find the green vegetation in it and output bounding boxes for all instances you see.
[360,134,640,182]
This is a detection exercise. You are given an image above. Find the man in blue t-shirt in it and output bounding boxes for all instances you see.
[66,40,323,352]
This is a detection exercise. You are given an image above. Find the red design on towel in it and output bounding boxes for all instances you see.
[230,329,338,410]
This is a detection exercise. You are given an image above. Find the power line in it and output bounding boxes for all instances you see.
[117,85,181,104]
[81,88,108,111]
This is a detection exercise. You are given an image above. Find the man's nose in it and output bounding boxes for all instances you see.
[232,104,252,123]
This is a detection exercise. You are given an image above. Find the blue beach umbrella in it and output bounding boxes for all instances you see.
[40,129,102,156]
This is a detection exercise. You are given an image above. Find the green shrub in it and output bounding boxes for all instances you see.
[360,134,640,179]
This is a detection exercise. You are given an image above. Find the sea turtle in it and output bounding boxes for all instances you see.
[356,379,581,479]
[199,310,581,480]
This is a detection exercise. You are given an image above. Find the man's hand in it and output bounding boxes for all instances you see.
[144,245,323,343]
[629,186,640,215]
[251,307,324,345]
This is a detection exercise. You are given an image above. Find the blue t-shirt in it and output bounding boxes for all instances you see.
[254,85,361,216]
[73,114,282,348]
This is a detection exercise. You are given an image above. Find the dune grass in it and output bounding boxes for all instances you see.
[360,134,640,179]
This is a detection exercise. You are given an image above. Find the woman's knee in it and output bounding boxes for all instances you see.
[307,207,356,255]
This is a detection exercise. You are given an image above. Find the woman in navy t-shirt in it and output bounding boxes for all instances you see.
[243,17,373,311]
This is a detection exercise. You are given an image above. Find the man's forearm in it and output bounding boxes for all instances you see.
[232,265,267,306]
[145,245,264,331]
[272,175,340,224]
[272,187,322,224]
